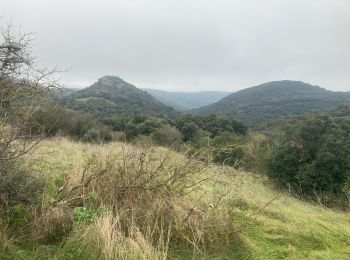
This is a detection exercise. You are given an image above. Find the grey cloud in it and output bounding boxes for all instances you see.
[2,0,350,91]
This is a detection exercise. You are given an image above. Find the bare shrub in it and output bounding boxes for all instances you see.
[0,22,59,212]
[0,23,60,161]
[55,146,210,209]
[53,145,238,256]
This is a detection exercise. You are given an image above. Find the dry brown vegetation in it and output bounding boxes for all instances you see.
[14,139,240,259]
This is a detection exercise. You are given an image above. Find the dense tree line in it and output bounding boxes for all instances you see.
[101,114,247,144]
[264,107,350,207]
[174,114,247,142]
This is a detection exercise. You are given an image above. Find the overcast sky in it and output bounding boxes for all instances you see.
[2,0,350,92]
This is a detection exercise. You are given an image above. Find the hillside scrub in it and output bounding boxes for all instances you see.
[265,113,350,208]
[1,138,349,259]
[0,139,247,259]
[29,106,350,210]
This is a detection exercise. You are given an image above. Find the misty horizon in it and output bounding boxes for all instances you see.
[69,76,350,94]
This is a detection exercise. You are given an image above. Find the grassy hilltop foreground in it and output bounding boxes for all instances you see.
[1,138,349,260]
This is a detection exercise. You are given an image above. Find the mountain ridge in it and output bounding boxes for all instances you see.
[192,80,350,124]
[62,75,176,118]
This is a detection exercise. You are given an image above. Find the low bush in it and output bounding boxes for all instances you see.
[151,125,183,149]
[0,161,45,222]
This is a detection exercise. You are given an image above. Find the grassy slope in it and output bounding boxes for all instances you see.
[16,139,350,259]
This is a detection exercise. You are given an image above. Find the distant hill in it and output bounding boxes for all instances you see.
[143,89,230,111]
[192,80,350,124]
[62,76,175,118]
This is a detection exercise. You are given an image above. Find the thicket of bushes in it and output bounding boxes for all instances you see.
[102,115,167,140]
[265,112,350,207]
[102,114,248,144]
[28,109,251,170]
[174,114,247,142]
[0,159,45,228]
[28,106,112,143]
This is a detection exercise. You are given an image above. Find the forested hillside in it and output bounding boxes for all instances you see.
[193,80,350,124]
[62,76,175,118]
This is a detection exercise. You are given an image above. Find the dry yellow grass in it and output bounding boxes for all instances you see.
[82,212,169,259]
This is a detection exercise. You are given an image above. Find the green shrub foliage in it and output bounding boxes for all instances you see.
[266,113,350,207]
[151,125,183,148]
[103,114,247,144]
[28,106,112,143]
[175,114,247,143]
